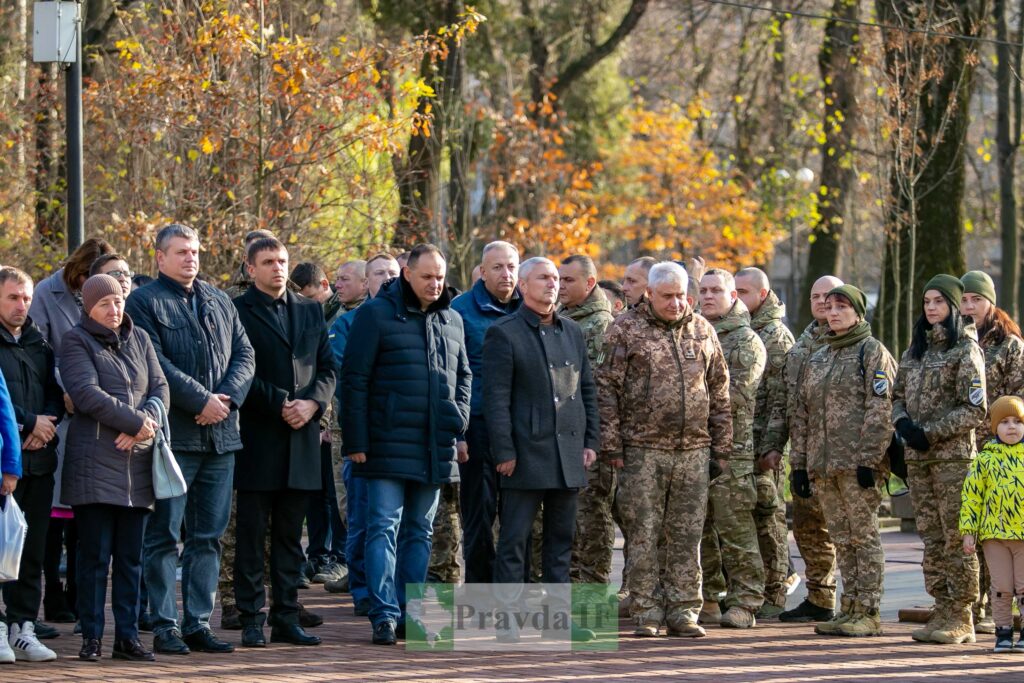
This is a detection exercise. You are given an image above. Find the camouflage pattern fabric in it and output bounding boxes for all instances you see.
[753,468,789,607]
[428,483,463,584]
[817,473,885,609]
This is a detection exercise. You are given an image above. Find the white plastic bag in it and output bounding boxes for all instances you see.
[0,494,28,581]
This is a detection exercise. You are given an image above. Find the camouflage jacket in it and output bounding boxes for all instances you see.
[561,286,614,368]
[791,334,897,476]
[711,301,766,474]
[224,262,252,300]
[892,324,987,462]
[750,290,795,456]
[596,303,732,459]
[761,320,825,456]
[975,329,1024,448]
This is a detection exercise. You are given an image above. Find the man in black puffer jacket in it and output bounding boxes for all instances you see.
[341,244,471,646]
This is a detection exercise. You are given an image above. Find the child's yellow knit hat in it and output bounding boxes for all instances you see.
[990,395,1024,435]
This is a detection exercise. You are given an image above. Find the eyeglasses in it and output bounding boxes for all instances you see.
[106,270,134,280]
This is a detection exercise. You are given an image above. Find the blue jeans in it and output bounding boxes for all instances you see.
[143,451,234,637]
[364,478,439,627]
[306,443,346,564]
[343,459,369,603]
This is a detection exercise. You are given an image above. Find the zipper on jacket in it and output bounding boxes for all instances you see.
[666,328,687,448]
[112,344,137,507]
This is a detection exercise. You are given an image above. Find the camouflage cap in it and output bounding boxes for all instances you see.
[826,284,867,319]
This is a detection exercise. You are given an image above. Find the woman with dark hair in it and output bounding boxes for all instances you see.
[958,270,1024,636]
[60,275,168,661]
[893,274,987,645]
[89,254,134,299]
[29,238,115,626]
[790,285,897,638]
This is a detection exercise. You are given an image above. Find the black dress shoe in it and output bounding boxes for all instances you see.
[372,621,396,646]
[153,628,191,654]
[298,603,323,628]
[241,625,266,648]
[33,621,60,640]
[270,623,321,646]
[79,637,102,661]
[183,628,235,653]
[113,638,156,662]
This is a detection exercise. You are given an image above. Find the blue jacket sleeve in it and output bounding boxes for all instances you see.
[329,313,353,403]
[0,368,23,478]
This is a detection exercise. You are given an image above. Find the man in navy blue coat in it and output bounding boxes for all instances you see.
[341,244,471,646]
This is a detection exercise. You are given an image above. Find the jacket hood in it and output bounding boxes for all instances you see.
[711,299,752,335]
[379,273,454,318]
[639,301,692,330]
[562,286,611,321]
[470,278,521,315]
[751,290,786,331]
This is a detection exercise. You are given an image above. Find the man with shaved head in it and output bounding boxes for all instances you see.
[621,257,656,308]
[761,274,844,624]
[334,260,368,312]
[734,267,796,619]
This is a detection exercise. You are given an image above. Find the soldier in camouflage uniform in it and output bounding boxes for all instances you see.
[894,274,986,645]
[735,268,794,617]
[597,262,732,638]
[959,270,1024,634]
[791,285,897,637]
[699,270,767,628]
[559,255,617,585]
[427,483,463,583]
[761,275,843,623]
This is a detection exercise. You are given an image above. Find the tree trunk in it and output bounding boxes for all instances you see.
[995,0,1019,319]
[874,1,983,353]
[797,0,861,330]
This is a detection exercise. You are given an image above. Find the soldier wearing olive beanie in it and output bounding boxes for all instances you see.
[924,274,964,306]
[961,271,997,306]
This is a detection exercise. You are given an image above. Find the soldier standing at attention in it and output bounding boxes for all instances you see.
[894,274,987,645]
[597,262,732,638]
[791,285,897,637]
[698,270,767,629]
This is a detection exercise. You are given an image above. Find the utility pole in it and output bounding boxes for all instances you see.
[65,0,83,253]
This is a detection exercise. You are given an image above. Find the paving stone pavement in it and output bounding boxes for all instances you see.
[2,531,1015,682]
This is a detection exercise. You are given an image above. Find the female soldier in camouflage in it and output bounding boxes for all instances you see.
[958,269,1024,635]
[790,285,897,637]
[893,274,987,645]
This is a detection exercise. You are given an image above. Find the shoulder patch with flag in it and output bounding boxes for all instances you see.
[969,377,985,406]
[873,370,889,397]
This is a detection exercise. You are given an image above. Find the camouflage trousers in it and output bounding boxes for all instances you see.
[907,460,980,607]
[816,472,885,609]
[703,470,765,611]
[700,514,726,602]
[792,483,837,609]
[428,483,463,584]
[571,460,618,584]
[618,446,709,625]
[754,468,791,607]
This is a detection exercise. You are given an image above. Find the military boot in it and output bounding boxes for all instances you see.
[720,606,756,629]
[837,605,882,637]
[932,605,976,644]
[815,596,853,636]
[911,600,949,643]
[698,601,722,625]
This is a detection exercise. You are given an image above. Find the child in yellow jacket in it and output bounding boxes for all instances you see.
[961,395,1024,653]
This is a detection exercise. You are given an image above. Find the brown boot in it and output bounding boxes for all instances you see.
[932,605,976,644]
[911,600,949,643]
[816,596,853,636]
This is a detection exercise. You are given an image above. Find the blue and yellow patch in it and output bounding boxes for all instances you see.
[969,377,985,407]
[873,370,889,397]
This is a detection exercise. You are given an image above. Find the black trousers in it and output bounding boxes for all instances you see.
[43,517,78,615]
[74,504,149,641]
[459,415,499,583]
[2,473,54,625]
[234,489,306,627]
[494,488,577,585]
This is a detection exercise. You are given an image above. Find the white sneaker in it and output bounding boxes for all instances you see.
[784,572,802,596]
[9,622,57,662]
[0,623,15,663]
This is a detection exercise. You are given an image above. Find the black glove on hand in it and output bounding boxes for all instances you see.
[895,418,914,441]
[905,425,931,452]
[887,433,908,482]
[709,459,724,481]
[856,465,875,489]
[792,469,812,499]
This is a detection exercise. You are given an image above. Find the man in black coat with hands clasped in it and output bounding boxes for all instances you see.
[484,257,600,596]
[232,237,337,649]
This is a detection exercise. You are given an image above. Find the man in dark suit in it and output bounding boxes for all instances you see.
[232,237,337,648]
[483,257,600,590]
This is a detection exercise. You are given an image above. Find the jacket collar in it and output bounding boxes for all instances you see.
[710,299,752,335]
[157,271,199,300]
[470,278,521,315]
[640,301,692,330]
[750,290,786,331]
[380,274,453,320]
[80,313,135,348]
[241,286,297,347]
[519,303,562,330]
[0,318,44,347]
[561,285,610,321]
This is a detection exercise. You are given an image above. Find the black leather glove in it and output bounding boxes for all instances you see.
[856,466,875,489]
[792,469,812,499]
[895,418,914,441]
[887,433,908,482]
[709,459,724,481]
